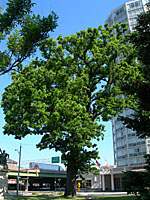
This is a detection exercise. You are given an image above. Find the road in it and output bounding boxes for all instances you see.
[77,191,128,196]
[8,190,128,197]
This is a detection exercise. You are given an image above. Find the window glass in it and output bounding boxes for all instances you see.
[129,17,137,23]
[127,0,142,10]
[118,159,127,166]
[128,8,144,17]
[114,6,125,17]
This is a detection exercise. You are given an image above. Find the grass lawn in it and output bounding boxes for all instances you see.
[13,195,137,200]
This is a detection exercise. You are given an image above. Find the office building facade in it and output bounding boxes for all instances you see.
[106,0,150,167]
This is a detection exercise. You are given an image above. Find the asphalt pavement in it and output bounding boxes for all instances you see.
[77,191,128,196]
[8,190,128,197]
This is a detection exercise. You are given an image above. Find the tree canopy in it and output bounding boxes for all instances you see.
[0,0,58,75]
[120,3,150,139]
[119,5,150,200]
[1,23,138,196]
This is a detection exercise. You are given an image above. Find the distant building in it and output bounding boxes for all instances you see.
[106,0,149,32]
[7,159,18,170]
[106,0,150,167]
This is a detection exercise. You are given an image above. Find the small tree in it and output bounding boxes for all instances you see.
[1,24,138,196]
[0,0,58,76]
[122,171,146,199]
[122,155,150,200]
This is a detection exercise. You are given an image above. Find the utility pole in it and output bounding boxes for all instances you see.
[15,144,22,196]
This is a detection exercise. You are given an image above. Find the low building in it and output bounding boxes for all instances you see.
[77,165,146,192]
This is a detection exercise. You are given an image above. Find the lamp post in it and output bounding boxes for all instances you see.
[15,144,22,196]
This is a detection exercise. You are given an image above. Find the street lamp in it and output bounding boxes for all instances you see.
[15,144,22,196]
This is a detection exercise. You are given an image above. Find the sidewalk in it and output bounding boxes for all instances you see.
[7,190,128,198]
[77,191,128,196]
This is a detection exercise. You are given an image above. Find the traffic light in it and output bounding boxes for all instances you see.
[78,182,80,188]
[77,182,81,192]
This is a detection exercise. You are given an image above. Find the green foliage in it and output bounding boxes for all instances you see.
[120,5,150,194]
[0,0,34,33]
[1,23,138,196]
[123,171,145,198]
[131,3,150,66]
[122,155,150,200]
[122,170,150,200]
[0,0,58,75]
[119,3,150,139]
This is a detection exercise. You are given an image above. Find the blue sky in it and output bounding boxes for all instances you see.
[0,0,127,168]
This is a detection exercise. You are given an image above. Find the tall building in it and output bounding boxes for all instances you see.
[106,0,149,31]
[106,0,150,167]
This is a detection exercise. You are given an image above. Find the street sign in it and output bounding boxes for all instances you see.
[61,155,67,163]
[52,156,60,163]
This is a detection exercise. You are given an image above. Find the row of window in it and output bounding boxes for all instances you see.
[112,109,135,129]
[127,132,136,137]
[114,6,126,17]
[115,142,146,151]
[114,15,127,24]
[117,145,127,150]
[130,156,145,165]
[116,135,126,141]
[129,17,138,24]
[127,1,143,10]
[115,126,125,133]
[117,145,146,157]
[114,133,144,143]
[147,139,150,144]
[115,140,145,149]
[114,131,136,137]
[128,8,144,17]
[118,155,128,159]
[115,138,149,149]
[128,140,145,147]
[117,156,145,166]
[129,146,146,153]
[129,151,146,157]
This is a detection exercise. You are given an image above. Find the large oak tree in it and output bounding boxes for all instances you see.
[0,0,57,76]
[1,24,138,196]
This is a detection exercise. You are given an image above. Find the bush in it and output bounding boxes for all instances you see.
[122,171,150,200]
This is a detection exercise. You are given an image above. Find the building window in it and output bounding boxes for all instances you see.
[128,8,144,17]
[127,0,142,10]
[148,145,150,153]
[114,6,125,17]
[129,157,145,165]
[129,17,137,24]
[117,159,127,166]
[147,139,150,144]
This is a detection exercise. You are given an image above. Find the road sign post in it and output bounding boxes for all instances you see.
[52,156,60,163]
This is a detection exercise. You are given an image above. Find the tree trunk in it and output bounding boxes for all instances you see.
[64,161,77,196]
